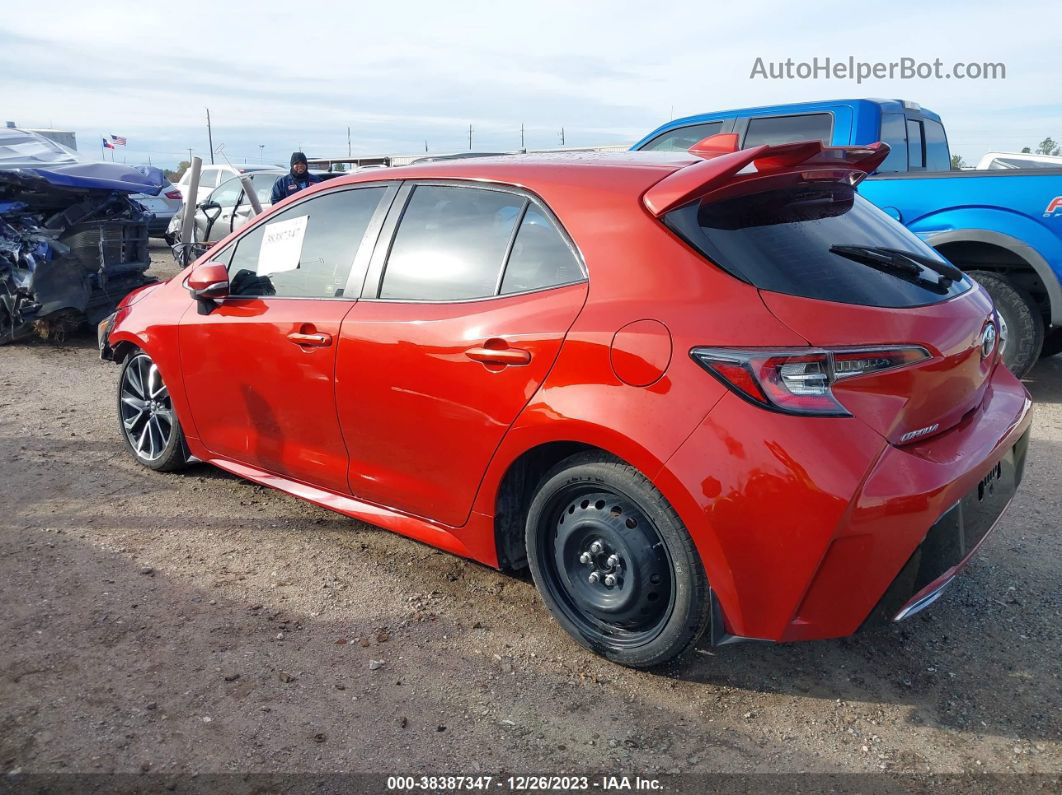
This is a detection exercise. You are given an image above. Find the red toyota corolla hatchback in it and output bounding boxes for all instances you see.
[100,136,1032,668]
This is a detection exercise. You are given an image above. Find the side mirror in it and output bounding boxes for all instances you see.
[186,262,230,300]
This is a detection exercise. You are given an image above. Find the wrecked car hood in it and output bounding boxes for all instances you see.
[0,164,159,343]
[5,163,164,196]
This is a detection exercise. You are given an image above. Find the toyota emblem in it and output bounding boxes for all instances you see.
[979,321,997,359]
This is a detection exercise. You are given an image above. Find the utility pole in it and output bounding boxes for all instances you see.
[347,126,351,157]
[187,147,193,163]
[521,123,525,149]
[205,108,214,164]
[560,127,565,146]
[468,124,473,150]
[424,140,428,152]
[258,144,264,161]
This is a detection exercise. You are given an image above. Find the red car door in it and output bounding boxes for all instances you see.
[179,184,395,493]
[336,183,587,527]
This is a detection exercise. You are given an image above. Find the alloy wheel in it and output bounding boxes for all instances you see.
[119,354,174,461]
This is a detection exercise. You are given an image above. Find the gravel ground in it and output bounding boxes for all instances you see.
[1,244,1059,780]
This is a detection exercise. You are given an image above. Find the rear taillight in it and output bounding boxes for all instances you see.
[164,190,181,200]
[691,346,930,416]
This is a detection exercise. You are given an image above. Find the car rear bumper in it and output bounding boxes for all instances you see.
[867,426,1030,626]
[658,362,1033,643]
[147,212,176,236]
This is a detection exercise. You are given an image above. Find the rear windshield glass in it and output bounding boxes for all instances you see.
[664,183,970,308]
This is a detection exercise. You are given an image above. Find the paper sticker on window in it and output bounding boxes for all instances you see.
[257,215,308,275]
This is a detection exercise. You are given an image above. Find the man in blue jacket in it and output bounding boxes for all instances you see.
[270,152,320,204]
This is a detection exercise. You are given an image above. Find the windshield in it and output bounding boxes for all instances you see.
[0,132,80,165]
[664,183,971,308]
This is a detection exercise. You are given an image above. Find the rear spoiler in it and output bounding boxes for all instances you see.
[643,134,891,217]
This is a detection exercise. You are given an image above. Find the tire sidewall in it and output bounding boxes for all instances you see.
[525,457,709,668]
[968,271,1043,378]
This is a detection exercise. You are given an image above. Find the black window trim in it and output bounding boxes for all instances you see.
[495,200,531,295]
[906,116,927,171]
[200,180,401,302]
[737,111,835,148]
[361,179,588,305]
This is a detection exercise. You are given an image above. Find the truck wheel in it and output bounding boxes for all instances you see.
[524,453,712,669]
[967,271,1043,378]
[1040,328,1062,359]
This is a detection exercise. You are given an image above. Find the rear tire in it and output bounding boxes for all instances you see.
[525,453,711,669]
[117,351,190,472]
[968,271,1043,378]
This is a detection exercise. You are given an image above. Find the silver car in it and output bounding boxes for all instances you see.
[128,167,183,240]
[169,169,341,250]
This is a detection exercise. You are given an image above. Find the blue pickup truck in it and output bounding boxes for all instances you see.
[632,99,1062,377]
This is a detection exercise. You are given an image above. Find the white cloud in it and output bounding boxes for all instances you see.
[1,0,1057,165]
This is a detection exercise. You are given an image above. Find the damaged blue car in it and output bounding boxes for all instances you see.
[0,128,163,343]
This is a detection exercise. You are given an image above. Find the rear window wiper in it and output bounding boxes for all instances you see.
[829,245,962,293]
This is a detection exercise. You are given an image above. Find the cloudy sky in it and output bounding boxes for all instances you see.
[2,0,1059,168]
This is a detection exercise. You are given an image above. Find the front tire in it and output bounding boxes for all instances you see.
[968,270,1043,378]
[525,453,711,668]
[117,351,189,471]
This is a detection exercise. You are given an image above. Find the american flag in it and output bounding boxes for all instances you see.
[101,137,115,150]
[110,135,127,146]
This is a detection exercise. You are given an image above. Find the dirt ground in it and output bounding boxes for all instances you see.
[1,243,1059,781]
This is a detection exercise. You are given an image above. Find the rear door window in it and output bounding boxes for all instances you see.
[924,119,951,171]
[379,185,525,300]
[878,113,908,172]
[198,169,221,189]
[743,114,832,147]
[639,121,724,152]
[664,183,970,308]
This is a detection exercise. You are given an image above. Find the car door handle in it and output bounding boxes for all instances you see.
[287,332,332,347]
[464,345,532,365]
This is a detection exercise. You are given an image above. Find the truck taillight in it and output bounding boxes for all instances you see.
[691,346,930,416]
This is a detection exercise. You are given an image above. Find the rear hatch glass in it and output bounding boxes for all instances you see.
[665,180,995,445]
[663,182,970,308]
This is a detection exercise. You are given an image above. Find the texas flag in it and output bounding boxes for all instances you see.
[102,137,115,149]
[110,135,127,146]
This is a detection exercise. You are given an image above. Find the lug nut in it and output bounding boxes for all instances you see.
[606,554,620,569]
[579,552,593,565]
[589,541,603,554]
[604,574,617,587]
[588,572,600,584]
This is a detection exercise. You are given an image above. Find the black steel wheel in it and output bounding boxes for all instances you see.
[526,453,711,668]
[117,351,189,471]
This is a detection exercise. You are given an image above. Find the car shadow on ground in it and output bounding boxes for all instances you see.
[1022,354,1062,404]
[15,465,1054,749]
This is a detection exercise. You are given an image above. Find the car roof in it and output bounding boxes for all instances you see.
[326,151,697,194]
